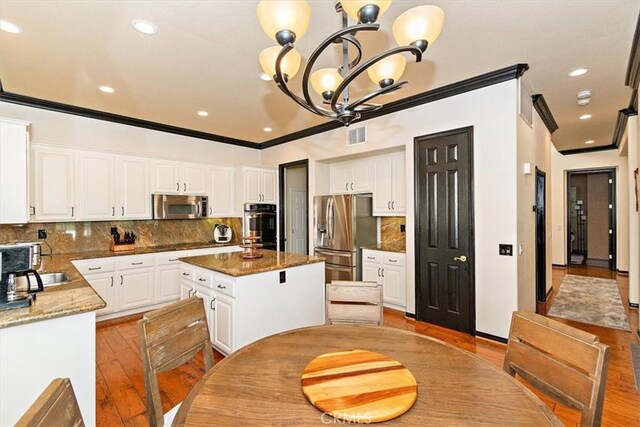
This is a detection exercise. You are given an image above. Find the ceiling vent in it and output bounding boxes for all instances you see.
[518,79,533,127]
[347,126,366,146]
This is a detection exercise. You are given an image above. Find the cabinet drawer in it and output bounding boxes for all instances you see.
[212,275,235,298]
[116,254,154,270]
[383,253,405,267]
[74,258,115,275]
[155,251,188,266]
[362,250,381,263]
[180,267,196,282]
[195,271,212,288]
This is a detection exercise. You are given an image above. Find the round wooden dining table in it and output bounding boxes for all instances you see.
[174,325,562,426]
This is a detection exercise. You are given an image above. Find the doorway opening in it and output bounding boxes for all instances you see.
[566,168,616,271]
[414,127,475,334]
[535,168,547,311]
[279,160,309,255]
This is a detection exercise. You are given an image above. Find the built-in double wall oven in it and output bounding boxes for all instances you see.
[243,203,277,250]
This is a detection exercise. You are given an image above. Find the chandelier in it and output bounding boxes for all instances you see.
[257,0,445,126]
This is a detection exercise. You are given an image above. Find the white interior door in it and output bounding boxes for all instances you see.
[290,189,307,254]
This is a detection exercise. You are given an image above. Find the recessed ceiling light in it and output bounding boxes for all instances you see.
[98,85,115,93]
[579,114,592,120]
[585,140,595,145]
[568,67,589,77]
[197,111,209,117]
[132,20,158,35]
[577,98,591,106]
[577,90,592,99]
[259,73,272,81]
[263,127,273,132]
[0,20,22,34]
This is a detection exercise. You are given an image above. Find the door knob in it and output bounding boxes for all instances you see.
[453,255,467,262]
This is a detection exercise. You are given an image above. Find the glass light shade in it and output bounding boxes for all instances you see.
[341,1,393,22]
[392,5,444,46]
[310,68,344,96]
[366,54,407,86]
[259,46,302,79]
[256,0,311,42]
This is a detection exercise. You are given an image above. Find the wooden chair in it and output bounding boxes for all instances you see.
[138,297,215,427]
[326,280,383,325]
[503,310,610,427]
[15,378,84,427]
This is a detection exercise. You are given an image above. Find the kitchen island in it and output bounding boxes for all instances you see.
[179,250,325,355]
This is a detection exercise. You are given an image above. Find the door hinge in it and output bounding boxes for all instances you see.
[608,254,613,259]
[609,204,612,209]
[609,229,613,234]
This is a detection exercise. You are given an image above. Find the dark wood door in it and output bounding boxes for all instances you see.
[415,127,474,334]
[535,168,546,302]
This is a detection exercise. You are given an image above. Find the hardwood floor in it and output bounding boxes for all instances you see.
[96,268,639,426]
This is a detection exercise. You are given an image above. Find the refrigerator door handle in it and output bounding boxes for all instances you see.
[315,248,353,258]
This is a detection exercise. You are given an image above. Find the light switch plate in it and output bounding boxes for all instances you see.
[499,244,513,256]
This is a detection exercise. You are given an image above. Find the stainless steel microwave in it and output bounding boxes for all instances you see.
[152,194,208,220]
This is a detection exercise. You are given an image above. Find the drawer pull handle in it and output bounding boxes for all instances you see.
[131,262,143,265]
[88,267,102,271]
[377,268,381,277]
[217,284,227,289]
[182,272,190,276]
[169,258,178,262]
[367,256,375,260]
[211,300,215,310]
[188,289,192,297]
[389,259,397,263]
[198,278,207,282]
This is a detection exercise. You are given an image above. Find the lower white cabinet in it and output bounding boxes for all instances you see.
[212,293,234,354]
[156,264,182,303]
[118,267,154,311]
[85,273,115,317]
[362,249,406,309]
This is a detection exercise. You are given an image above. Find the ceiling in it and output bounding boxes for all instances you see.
[0,1,637,150]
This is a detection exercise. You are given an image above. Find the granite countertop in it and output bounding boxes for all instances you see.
[361,242,406,254]
[180,250,325,277]
[0,241,241,329]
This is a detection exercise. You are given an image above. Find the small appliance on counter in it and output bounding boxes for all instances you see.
[213,224,233,243]
[110,228,137,252]
[0,243,44,311]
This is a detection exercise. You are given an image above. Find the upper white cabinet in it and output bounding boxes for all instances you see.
[151,161,206,195]
[0,118,30,224]
[330,159,373,194]
[373,152,406,215]
[241,167,277,204]
[31,146,76,222]
[117,156,150,219]
[76,152,116,220]
[209,166,235,216]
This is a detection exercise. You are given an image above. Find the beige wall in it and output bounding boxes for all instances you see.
[586,173,610,260]
[625,115,639,308]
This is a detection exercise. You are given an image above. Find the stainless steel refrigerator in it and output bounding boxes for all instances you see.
[314,194,377,282]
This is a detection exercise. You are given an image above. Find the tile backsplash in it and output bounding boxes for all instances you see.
[380,216,406,245]
[0,218,242,254]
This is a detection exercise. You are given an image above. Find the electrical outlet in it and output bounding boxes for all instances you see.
[37,229,47,239]
[400,224,406,233]
[499,244,513,256]
[279,271,286,284]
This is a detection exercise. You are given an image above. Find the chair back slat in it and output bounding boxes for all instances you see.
[15,378,84,427]
[147,319,210,373]
[143,297,207,343]
[503,311,610,427]
[326,281,383,326]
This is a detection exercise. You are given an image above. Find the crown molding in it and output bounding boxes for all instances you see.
[531,94,558,133]
[625,11,640,88]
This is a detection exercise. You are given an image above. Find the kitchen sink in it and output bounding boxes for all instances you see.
[15,272,71,289]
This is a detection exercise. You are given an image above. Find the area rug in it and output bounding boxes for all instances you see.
[632,344,640,391]
[548,274,631,332]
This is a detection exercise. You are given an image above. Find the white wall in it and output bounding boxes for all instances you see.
[550,147,629,271]
[0,102,261,166]
[262,80,522,338]
[626,115,639,307]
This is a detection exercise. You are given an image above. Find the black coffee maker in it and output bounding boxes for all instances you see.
[0,244,43,311]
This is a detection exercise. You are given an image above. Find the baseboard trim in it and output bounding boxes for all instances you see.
[405,312,416,319]
[552,263,566,268]
[617,269,630,274]
[629,301,639,308]
[475,331,508,344]
[546,286,554,299]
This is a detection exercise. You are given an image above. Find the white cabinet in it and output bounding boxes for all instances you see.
[373,152,406,215]
[118,267,155,311]
[362,249,406,309]
[330,160,373,194]
[208,166,235,216]
[155,264,181,303]
[151,161,206,195]
[212,293,234,354]
[117,156,150,219]
[85,273,115,316]
[241,167,277,203]
[0,118,30,224]
[76,152,116,220]
[31,146,75,221]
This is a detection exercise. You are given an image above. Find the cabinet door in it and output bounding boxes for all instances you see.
[209,167,235,216]
[391,154,406,214]
[152,162,181,194]
[77,152,116,220]
[0,120,29,224]
[118,268,154,311]
[180,280,194,300]
[382,265,405,307]
[182,164,207,194]
[244,168,261,203]
[196,289,214,343]
[85,273,115,316]
[351,160,373,193]
[330,162,351,194]
[372,156,393,215]
[261,170,277,203]
[155,265,181,303]
[118,157,150,219]
[362,262,381,285]
[213,293,234,354]
[32,147,75,221]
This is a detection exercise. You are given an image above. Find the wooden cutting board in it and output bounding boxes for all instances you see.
[301,349,418,423]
